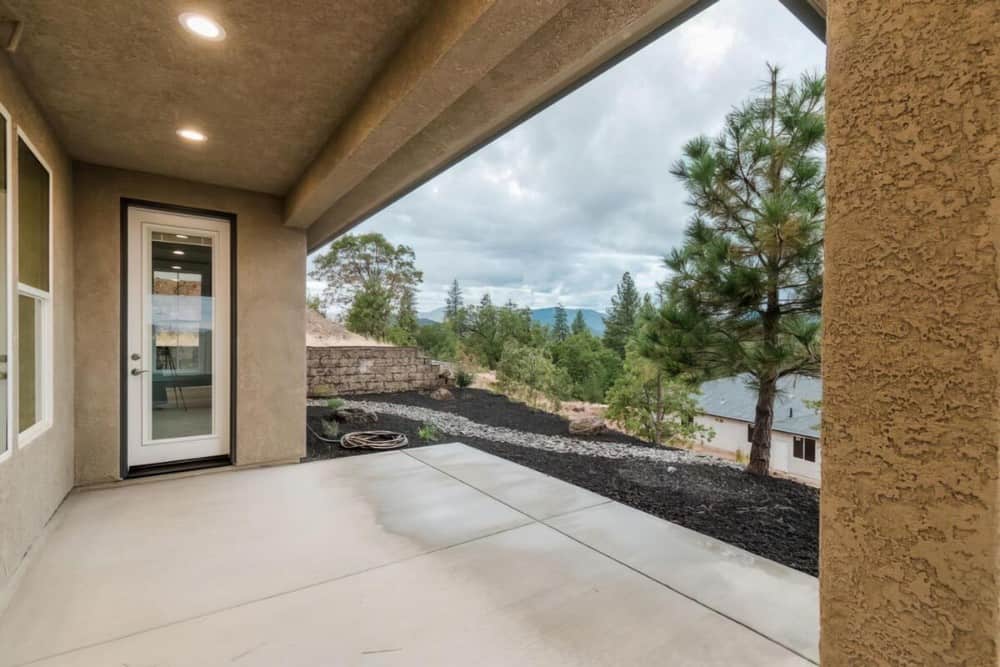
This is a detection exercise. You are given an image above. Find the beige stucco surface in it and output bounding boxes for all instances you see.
[0,54,75,594]
[821,0,1000,664]
[73,164,306,484]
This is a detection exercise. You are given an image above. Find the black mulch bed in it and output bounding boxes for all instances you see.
[305,391,819,576]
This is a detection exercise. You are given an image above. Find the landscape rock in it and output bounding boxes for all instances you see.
[429,387,454,401]
[334,407,378,426]
[569,417,606,436]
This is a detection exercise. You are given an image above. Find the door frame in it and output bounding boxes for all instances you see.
[119,198,237,478]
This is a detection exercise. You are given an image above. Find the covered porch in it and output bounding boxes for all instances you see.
[0,0,996,664]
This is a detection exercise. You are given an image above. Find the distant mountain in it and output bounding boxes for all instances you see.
[418,306,606,336]
[420,307,448,323]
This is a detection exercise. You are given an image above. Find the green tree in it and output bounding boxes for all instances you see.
[415,322,458,360]
[464,296,536,369]
[571,310,588,336]
[552,304,570,341]
[644,65,824,475]
[445,279,463,319]
[387,288,419,345]
[444,279,467,334]
[496,340,568,409]
[550,331,621,402]
[606,343,712,446]
[306,294,323,312]
[603,272,641,357]
[345,279,394,340]
[309,233,422,312]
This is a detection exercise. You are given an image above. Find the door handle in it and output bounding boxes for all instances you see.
[131,368,150,376]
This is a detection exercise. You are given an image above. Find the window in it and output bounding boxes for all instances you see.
[17,135,51,442]
[747,423,753,443]
[793,436,817,462]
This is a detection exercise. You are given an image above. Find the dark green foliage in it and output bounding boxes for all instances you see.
[603,272,641,357]
[463,294,542,369]
[414,322,458,360]
[552,304,570,341]
[345,279,394,340]
[549,332,621,403]
[642,65,824,475]
[570,310,588,336]
[455,368,474,388]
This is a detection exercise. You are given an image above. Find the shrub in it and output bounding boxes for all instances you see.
[455,368,474,388]
[321,419,340,440]
[496,340,568,410]
[417,423,439,441]
[604,343,713,447]
[326,397,345,410]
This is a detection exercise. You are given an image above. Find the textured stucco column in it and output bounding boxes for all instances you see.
[821,1,999,664]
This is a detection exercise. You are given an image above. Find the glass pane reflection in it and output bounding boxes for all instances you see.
[150,233,213,440]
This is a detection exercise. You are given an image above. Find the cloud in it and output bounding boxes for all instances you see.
[308,0,826,315]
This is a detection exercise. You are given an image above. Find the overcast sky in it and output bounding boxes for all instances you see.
[308,0,826,316]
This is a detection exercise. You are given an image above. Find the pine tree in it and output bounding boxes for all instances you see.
[552,304,570,341]
[571,310,588,336]
[603,272,641,357]
[397,288,418,335]
[445,280,463,320]
[643,65,824,476]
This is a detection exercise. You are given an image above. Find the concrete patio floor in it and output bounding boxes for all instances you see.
[0,443,818,666]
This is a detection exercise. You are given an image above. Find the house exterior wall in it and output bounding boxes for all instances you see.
[822,0,1000,663]
[695,415,821,482]
[73,164,307,483]
[0,55,75,595]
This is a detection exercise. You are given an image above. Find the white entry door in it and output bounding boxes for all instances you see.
[126,205,231,468]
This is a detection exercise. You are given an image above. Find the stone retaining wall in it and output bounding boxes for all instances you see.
[307,346,446,396]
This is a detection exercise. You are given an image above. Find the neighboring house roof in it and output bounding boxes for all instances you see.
[697,374,822,439]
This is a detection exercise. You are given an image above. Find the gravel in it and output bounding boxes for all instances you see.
[329,399,740,469]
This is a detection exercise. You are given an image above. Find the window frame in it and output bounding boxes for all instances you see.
[0,103,12,464]
[793,436,817,463]
[14,129,53,448]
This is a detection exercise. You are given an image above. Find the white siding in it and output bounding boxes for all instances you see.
[696,414,821,483]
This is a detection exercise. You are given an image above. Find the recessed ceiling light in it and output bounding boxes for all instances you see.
[172,250,185,256]
[179,13,225,41]
[171,265,183,270]
[177,128,206,143]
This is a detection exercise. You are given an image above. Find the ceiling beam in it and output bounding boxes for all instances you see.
[283,0,570,229]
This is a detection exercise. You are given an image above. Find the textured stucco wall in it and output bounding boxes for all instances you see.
[307,346,445,397]
[822,1,999,664]
[73,164,306,483]
[0,54,75,594]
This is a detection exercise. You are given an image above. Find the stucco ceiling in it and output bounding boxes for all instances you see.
[0,0,432,194]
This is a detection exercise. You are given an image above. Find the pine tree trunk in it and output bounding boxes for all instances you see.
[746,375,776,476]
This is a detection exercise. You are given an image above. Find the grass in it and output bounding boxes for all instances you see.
[417,423,439,442]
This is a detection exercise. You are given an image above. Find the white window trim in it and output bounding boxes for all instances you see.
[0,102,12,464]
[14,128,54,448]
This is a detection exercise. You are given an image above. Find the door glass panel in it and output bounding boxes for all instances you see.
[150,232,214,440]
